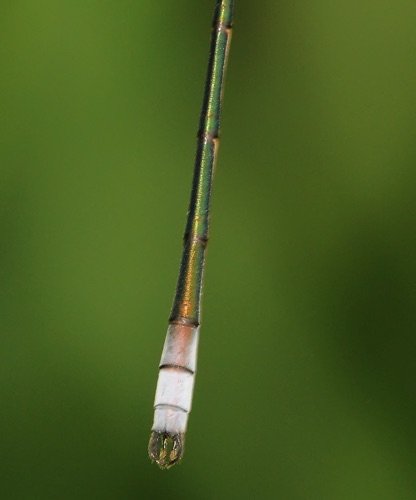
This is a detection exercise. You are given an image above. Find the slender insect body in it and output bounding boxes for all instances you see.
[149,0,234,469]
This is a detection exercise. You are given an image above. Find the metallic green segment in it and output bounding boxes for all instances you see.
[201,1,234,139]
[170,0,234,325]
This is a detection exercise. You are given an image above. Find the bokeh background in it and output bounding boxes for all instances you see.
[1,1,416,498]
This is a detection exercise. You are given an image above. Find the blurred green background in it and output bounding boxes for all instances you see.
[1,1,416,498]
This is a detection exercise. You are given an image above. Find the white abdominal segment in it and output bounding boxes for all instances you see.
[151,324,199,435]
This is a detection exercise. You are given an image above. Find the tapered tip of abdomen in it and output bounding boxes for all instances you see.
[148,431,185,469]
